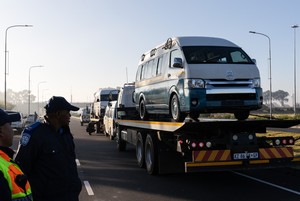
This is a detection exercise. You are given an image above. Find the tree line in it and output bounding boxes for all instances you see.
[263,90,290,107]
[0,89,36,110]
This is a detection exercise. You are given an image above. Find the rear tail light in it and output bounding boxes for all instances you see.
[273,137,295,146]
[199,142,204,148]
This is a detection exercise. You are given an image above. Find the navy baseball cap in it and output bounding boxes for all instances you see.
[0,109,21,126]
[45,96,79,113]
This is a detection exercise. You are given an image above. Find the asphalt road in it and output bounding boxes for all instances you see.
[12,117,300,201]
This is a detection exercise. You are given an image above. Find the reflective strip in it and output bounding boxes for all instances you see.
[259,147,294,159]
[193,150,231,162]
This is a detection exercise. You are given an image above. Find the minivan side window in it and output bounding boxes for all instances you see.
[157,54,166,75]
[151,59,158,77]
[136,66,142,81]
[170,49,182,67]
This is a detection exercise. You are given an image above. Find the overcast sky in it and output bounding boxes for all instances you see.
[0,0,299,104]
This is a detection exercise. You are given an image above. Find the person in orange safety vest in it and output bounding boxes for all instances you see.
[0,109,33,201]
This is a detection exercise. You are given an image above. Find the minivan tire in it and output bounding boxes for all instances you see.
[139,99,149,120]
[234,111,249,120]
[170,95,186,122]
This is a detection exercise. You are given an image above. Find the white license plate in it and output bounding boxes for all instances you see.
[233,152,259,160]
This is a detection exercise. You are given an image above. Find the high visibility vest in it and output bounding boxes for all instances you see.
[0,150,32,200]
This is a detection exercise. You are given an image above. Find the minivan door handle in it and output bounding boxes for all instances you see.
[168,73,171,78]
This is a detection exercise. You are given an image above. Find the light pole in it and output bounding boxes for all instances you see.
[4,24,33,109]
[37,81,46,115]
[292,25,299,116]
[28,65,44,115]
[249,31,272,119]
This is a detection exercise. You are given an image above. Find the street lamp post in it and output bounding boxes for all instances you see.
[37,81,46,115]
[4,24,33,109]
[28,66,44,115]
[249,31,272,119]
[292,25,299,116]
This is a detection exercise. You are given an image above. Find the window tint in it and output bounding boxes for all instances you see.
[182,46,254,64]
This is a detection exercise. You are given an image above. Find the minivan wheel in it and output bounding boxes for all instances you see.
[139,99,149,120]
[234,111,250,120]
[170,95,185,122]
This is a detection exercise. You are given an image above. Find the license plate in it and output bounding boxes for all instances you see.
[233,152,259,160]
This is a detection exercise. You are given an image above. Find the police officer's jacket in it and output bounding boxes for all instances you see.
[15,122,82,200]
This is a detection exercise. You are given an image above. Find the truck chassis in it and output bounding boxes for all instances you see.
[116,119,300,175]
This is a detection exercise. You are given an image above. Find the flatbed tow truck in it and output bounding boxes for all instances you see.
[115,118,300,175]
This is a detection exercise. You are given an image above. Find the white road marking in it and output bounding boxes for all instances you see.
[76,159,80,166]
[233,171,300,196]
[84,181,94,195]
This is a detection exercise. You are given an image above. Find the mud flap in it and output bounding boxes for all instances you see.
[158,145,185,174]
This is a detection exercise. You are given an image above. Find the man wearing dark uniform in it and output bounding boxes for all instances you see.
[15,96,82,201]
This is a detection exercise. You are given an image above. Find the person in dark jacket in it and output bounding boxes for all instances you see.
[0,109,33,201]
[15,96,82,201]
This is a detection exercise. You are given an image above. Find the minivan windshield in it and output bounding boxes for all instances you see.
[182,46,254,64]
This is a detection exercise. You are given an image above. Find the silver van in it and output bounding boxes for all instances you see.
[134,36,263,121]
[117,82,138,119]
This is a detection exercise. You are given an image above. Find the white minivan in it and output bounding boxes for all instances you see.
[134,36,263,121]
[103,100,118,140]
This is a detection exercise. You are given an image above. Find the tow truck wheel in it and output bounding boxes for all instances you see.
[170,95,186,122]
[116,126,126,152]
[234,111,250,120]
[139,99,149,120]
[109,128,114,140]
[136,132,145,168]
[145,134,158,175]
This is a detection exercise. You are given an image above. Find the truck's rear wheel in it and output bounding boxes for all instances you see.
[109,129,114,140]
[234,111,249,120]
[145,134,158,175]
[116,126,126,152]
[136,132,145,168]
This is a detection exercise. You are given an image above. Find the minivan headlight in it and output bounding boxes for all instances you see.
[187,79,205,88]
[252,78,260,87]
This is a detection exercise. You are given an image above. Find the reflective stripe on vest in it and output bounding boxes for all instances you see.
[0,150,32,199]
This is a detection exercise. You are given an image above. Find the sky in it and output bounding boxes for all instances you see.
[0,0,299,104]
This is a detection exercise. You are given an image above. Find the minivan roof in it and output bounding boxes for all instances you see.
[175,36,238,47]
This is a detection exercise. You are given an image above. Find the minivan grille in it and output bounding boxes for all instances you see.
[206,93,256,101]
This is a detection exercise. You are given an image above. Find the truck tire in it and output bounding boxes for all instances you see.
[145,134,158,175]
[96,121,101,133]
[136,132,145,168]
[109,128,114,140]
[116,126,126,152]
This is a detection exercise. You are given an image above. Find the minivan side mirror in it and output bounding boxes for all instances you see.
[252,59,256,64]
[173,58,183,68]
